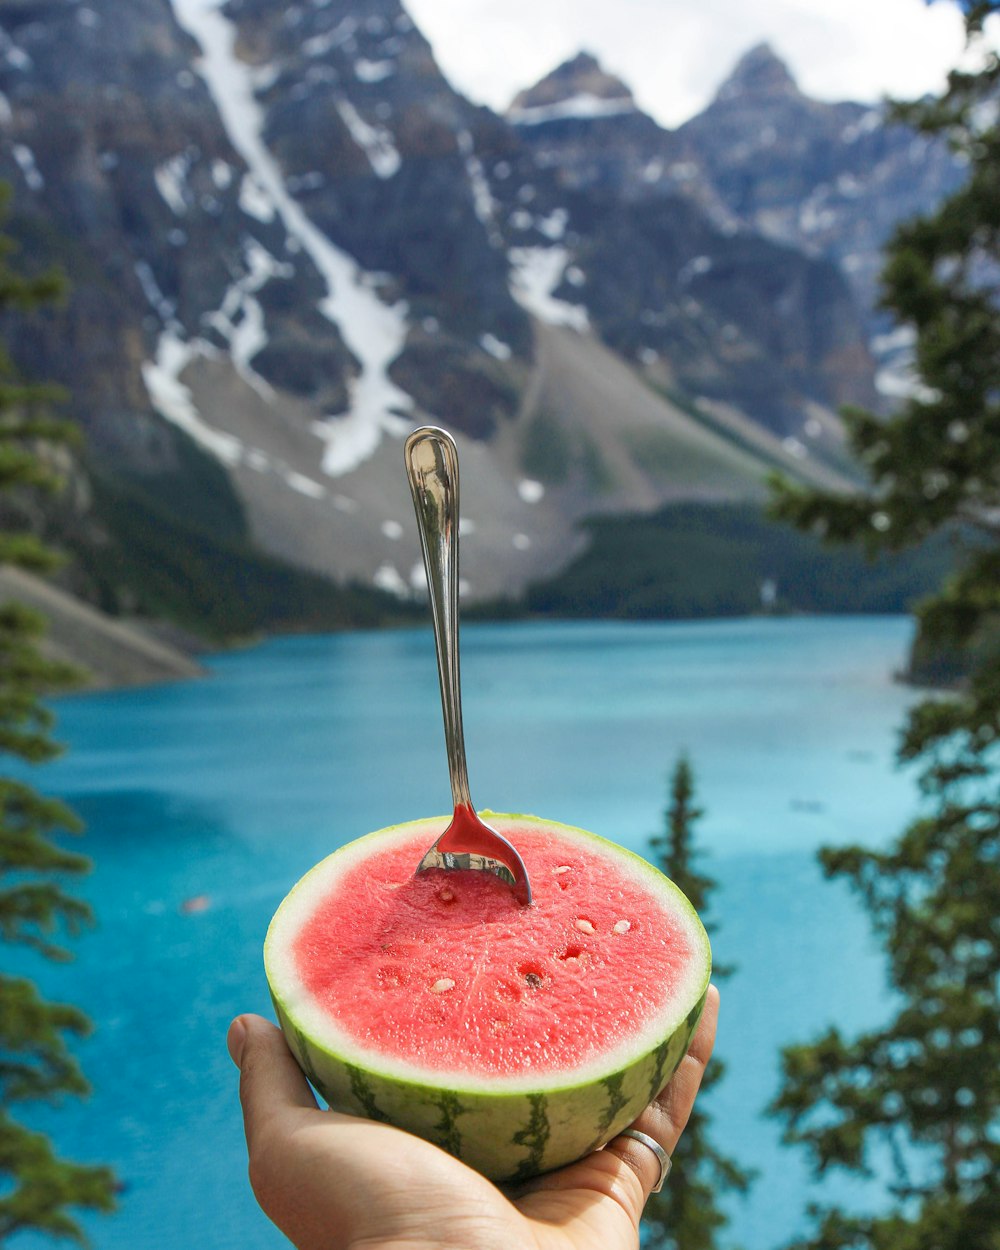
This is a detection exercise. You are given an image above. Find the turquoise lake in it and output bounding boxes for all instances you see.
[13,616,926,1249]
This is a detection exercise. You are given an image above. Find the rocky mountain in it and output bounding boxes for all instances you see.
[498,50,880,444]
[675,44,966,327]
[0,3,964,624]
[511,46,964,398]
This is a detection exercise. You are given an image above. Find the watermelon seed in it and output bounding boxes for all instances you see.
[553,865,572,873]
[613,920,632,934]
[438,887,456,904]
[430,978,455,993]
[517,962,547,987]
[575,918,596,934]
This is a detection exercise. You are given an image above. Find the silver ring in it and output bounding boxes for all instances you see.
[616,1129,672,1192]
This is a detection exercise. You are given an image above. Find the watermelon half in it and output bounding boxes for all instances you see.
[264,813,711,1183]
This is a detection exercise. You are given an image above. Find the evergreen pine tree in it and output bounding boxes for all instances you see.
[769,6,1000,1246]
[0,184,116,1243]
[643,756,752,1249]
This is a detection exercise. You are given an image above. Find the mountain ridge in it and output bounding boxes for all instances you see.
[0,2,964,630]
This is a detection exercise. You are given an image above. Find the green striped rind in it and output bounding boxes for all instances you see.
[266,812,711,1184]
[271,987,706,1183]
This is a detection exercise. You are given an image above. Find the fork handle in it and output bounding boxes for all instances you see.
[405,426,473,812]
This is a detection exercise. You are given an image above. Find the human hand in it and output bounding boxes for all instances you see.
[227,983,719,1250]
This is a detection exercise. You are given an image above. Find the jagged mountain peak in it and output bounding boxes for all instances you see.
[713,41,800,104]
[507,50,636,123]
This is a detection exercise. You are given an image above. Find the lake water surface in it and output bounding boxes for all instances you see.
[15,617,924,1249]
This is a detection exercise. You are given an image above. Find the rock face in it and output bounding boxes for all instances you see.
[507,43,964,403]
[674,43,966,328]
[0,5,964,610]
[229,0,531,429]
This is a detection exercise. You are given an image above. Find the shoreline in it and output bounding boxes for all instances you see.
[8,562,931,696]
[0,566,205,692]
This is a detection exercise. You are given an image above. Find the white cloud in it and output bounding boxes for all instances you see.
[405,0,993,126]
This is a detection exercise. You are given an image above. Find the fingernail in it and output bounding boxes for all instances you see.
[227,1017,247,1068]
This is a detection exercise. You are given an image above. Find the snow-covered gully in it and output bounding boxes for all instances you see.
[160,0,414,476]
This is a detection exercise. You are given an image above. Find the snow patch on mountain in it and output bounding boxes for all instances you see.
[142,331,243,465]
[239,172,275,222]
[480,333,511,360]
[536,207,568,240]
[508,247,589,331]
[168,0,414,477]
[842,109,882,143]
[303,16,357,57]
[334,97,401,178]
[155,153,192,213]
[0,28,32,72]
[374,562,408,596]
[457,129,500,242]
[134,260,176,322]
[355,58,394,83]
[142,326,337,505]
[508,93,635,127]
[205,238,292,397]
[282,469,326,498]
[12,144,43,191]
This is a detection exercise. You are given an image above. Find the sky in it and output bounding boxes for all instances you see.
[404,0,997,127]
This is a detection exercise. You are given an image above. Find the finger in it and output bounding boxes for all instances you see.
[605,984,719,1195]
[228,1013,318,1157]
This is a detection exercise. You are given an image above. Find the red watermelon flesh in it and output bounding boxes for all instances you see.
[292,823,694,1079]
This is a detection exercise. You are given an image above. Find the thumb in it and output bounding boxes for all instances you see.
[228,1014,318,1156]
